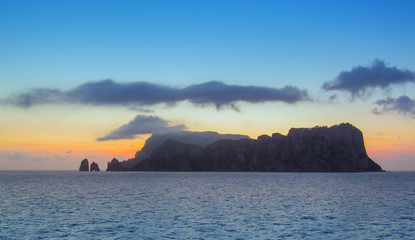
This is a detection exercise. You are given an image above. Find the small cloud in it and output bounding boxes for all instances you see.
[372,108,382,115]
[322,59,415,99]
[328,94,337,103]
[97,114,187,141]
[373,95,415,118]
[66,151,73,154]
[54,155,68,161]
[128,106,154,113]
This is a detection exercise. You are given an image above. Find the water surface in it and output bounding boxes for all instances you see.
[1,171,414,239]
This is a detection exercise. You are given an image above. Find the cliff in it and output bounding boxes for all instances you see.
[108,123,383,172]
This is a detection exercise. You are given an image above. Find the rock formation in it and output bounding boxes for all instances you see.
[108,123,383,172]
[106,158,128,171]
[90,162,100,171]
[79,159,89,171]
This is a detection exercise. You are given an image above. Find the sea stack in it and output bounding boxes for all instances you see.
[90,162,100,171]
[106,158,127,171]
[79,159,89,171]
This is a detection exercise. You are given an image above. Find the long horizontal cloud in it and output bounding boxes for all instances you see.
[373,95,415,118]
[0,151,69,162]
[97,115,186,141]
[2,80,310,109]
[322,59,415,99]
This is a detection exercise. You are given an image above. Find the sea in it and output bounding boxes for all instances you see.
[0,171,414,240]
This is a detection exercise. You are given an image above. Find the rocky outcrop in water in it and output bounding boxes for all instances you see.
[109,123,383,172]
[106,158,127,171]
[79,159,89,171]
[90,162,100,171]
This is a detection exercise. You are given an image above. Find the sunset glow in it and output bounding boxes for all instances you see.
[1,0,414,170]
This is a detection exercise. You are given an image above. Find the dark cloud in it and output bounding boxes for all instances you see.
[182,81,309,109]
[2,80,310,109]
[2,88,63,108]
[322,59,415,99]
[67,80,180,107]
[373,95,415,118]
[97,115,186,141]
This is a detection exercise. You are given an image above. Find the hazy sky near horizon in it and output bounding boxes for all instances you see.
[1,0,414,170]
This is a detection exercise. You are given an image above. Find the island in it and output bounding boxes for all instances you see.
[104,123,383,172]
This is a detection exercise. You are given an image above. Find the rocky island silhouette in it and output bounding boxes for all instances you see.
[80,123,383,172]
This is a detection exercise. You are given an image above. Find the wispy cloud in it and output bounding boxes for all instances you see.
[0,151,62,162]
[322,59,415,99]
[1,80,310,110]
[97,115,186,141]
[373,95,415,118]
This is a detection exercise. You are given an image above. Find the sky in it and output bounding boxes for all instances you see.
[1,0,414,171]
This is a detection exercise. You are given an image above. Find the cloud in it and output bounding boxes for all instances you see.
[373,95,415,118]
[127,106,154,113]
[182,81,309,109]
[0,151,51,162]
[97,114,187,141]
[322,59,415,99]
[2,88,63,108]
[2,80,310,109]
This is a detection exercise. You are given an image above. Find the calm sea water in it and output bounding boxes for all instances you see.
[0,171,414,240]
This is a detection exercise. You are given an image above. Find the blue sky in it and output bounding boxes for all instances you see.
[2,0,414,91]
[1,0,415,170]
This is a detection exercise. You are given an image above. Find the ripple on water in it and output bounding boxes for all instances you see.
[0,171,414,239]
